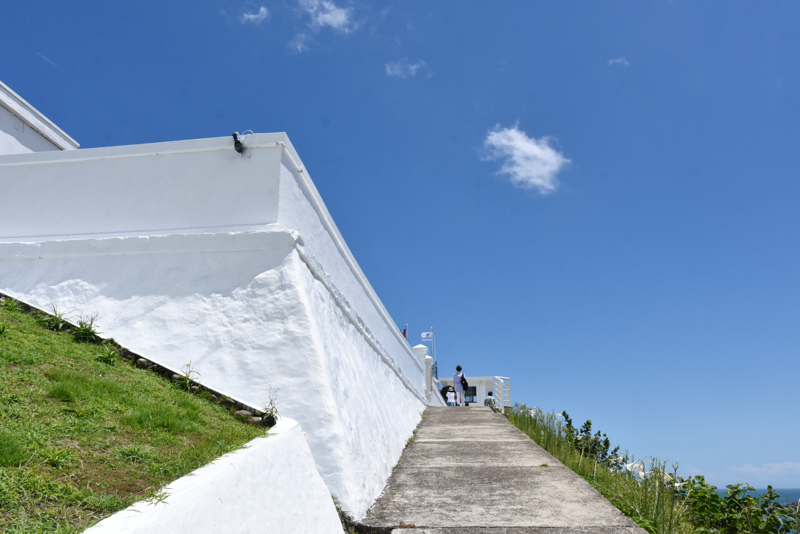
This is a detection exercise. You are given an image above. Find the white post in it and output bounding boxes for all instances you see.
[424,355,433,403]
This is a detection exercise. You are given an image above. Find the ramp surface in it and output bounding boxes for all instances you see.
[358,407,646,534]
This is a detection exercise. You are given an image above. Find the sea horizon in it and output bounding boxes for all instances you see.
[714,487,800,505]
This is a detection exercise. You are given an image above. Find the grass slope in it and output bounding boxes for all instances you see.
[0,302,266,533]
[507,405,800,534]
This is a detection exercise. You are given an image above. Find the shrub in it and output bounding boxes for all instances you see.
[678,476,800,533]
[72,315,100,343]
[40,303,72,332]
[95,343,119,365]
[1,297,21,313]
[43,448,74,468]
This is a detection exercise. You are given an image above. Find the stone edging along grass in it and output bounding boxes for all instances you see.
[0,291,275,425]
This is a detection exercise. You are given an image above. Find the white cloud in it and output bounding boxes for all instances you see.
[240,6,269,24]
[725,462,800,487]
[300,0,356,32]
[608,57,630,67]
[482,124,570,194]
[385,59,429,79]
[289,32,311,53]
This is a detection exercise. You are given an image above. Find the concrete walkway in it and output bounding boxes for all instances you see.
[358,406,646,534]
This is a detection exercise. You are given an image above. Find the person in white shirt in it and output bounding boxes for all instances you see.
[446,389,456,406]
[453,365,466,406]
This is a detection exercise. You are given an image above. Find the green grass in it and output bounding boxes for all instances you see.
[507,405,691,534]
[508,405,800,534]
[0,303,267,533]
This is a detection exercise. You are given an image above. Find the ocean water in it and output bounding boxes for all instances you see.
[714,487,800,505]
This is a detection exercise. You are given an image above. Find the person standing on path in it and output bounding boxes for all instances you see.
[453,365,467,406]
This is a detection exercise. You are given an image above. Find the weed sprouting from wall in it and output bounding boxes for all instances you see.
[40,303,72,332]
[72,315,101,343]
[262,386,279,427]
[176,361,201,392]
[145,489,170,507]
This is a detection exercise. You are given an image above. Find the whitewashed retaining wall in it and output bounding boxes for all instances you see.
[84,417,344,534]
[0,134,427,518]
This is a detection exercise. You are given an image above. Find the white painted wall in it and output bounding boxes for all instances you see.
[276,153,427,392]
[0,134,427,519]
[0,80,78,155]
[440,376,501,405]
[0,136,281,240]
[83,417,344,534]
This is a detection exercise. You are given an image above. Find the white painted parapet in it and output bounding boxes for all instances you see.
[414,344,446,406]
[0,79,79,155]
[83,417,344,534]
[413,344,429,366]
[425,355,434,403]
[0,136,281,238]
[0,134,426,518]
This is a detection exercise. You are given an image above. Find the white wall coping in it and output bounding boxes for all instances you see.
[274,140,424,375]
[0,80,78,150]
[83,416,344,534]
[0,133,282,167]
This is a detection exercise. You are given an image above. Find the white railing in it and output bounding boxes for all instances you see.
[493,376,511,414]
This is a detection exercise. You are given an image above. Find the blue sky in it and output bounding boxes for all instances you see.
[2,1,799,488]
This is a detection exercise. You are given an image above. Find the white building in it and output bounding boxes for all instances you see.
[0,79,446,526]
[0,80,78,155]
[439,374,511,411]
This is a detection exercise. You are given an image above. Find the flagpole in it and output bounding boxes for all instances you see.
[431,327,435,361]
[431,327,438,380]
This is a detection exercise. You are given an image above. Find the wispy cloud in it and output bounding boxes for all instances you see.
[289,32,311,53]
[301,0,356,32]
[37,52,61,70]
[241,6,269,24]
[385,59,429,79]
[482,123,570,194]
[726,462,800,486]
[608,57,630,67]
